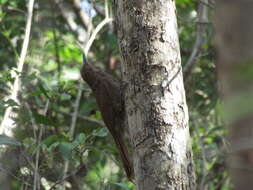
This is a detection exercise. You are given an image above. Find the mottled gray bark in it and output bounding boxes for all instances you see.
[114,0,196,189]
[215,1,253,189]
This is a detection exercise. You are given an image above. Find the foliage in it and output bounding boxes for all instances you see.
[0,0,229,189]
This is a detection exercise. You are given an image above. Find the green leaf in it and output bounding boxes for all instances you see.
[4,99,19,107]
[59,142,73,161]
[75,133,86,144]
[60,93,71,101]
[98,145,116,153]
[92,128,108,137]
[72,133,86,148]
[0,135,21,146]
[0,0,8,4]
[22,72,37,84]
[112,182,131,190]
[27,89,44,97]
[0,81,8,89]
[32,112,56,127]
[9,1,17,7]
[43,135,62,147]
[91,111,102,120]
[2,72,14,82]
[38,82,50,99]
[48,142,60,152]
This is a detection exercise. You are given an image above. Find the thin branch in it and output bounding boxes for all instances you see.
[6,5,26,14]
[53,0,78,31]
[84,0,112,56]
[195,131,207,190]
[51,7,61,81]
[105,0,109,18]
[0,166,33,187]
[208,0,216,8]
[199,0,215,9]
[183,0,209,81]
[70,86,83,139]
[56,109,105,128]
[0,0,35,136]
[62,83,82,190]
[53,0,88,44]
[91,0,105,17]
[0,25,19,58]
[84,17,113,56]
[48,165,84,190]
[72,0,94,32]
[33,100,50,190]
[24,103,38,145]
[189,115,208,190]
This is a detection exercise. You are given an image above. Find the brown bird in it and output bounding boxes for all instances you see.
[81,55,133,181]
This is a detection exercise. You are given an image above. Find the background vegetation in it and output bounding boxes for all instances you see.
[0,0,228,189]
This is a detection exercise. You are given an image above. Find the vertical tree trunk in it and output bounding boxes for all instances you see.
[215,1,253,189]
[114,0,196,189]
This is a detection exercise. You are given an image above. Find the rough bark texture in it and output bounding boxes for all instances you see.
[215,1,253,189]
[114,0,196,189]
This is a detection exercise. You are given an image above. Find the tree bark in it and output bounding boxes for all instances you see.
[114,0,196,189]
[215,1,253,189]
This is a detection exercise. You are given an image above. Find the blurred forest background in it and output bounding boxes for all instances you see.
[0,0,228,189]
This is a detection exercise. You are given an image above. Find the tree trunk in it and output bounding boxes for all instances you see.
[215,1,253,189]
[114,0,196,189]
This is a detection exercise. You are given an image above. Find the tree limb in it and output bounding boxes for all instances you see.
[62,82,82,190]
[33,100,50,190]
[183,0,209,81]
[56,109,105,128]
[72,0,94,32]
[53,0,88,44]
[91,0,105,18]
[0,0,35,136]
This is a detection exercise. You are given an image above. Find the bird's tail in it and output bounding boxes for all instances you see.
[114,135,134,182]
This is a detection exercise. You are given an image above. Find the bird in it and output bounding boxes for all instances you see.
[81,54,133,181]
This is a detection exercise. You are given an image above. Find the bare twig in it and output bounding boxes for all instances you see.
[56,109,105,128]
[24,103,38,146]
[6,5,26,13]
[190,115,208,190]
[51,8,61,81]
[53,0,88,44]
[49,165,84,190]
[183,0,209,81]
[84,17,113,56]
[0,0,35,136]
[0,26,19,58]
[195,131,207,190]
[200,0,214,9]
[84,0,112,56]
[91,0,105,18]
[0,166,33,187]
[62,82,82,190]
[72,0,94,32]
[33,100,50,190]
[105,0,109,18]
